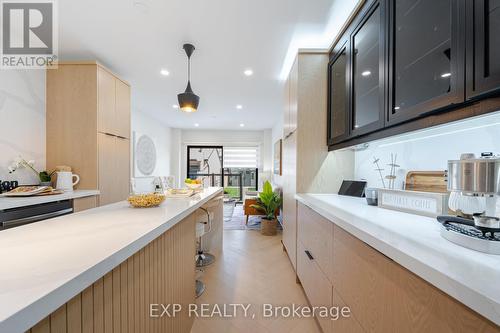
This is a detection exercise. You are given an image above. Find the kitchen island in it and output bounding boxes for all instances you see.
[295,193,500,332]
[0,187,223,333]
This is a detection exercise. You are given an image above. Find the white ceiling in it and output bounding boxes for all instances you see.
[58,0,359,130]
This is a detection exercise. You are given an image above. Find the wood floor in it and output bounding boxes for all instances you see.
[191,230,321,333]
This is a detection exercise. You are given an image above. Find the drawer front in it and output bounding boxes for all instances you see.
[297,202,334,282]
[297,240,333,333]
[332,289,365,333]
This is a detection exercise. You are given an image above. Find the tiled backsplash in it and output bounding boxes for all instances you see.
[355,111,500,189]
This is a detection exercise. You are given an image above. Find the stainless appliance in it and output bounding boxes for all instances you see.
[0,200,73,230]
[438,153,500,254]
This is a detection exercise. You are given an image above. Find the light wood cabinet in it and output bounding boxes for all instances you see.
[295,204,499,333]
[115,79,131,139]
[288,57,298,135]
[47,61,131,207]
[97,67,116,135]
[332,289,364,333]
[297,240,332,333]
[332,224,499,333]
[98,133,130,206]
[281,52,353,273]
[73,196,97,212]
[297,202,334,282]
[283,57,298,138]
[282,130,297,269]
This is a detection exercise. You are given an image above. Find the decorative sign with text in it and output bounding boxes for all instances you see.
[378,189,449,218]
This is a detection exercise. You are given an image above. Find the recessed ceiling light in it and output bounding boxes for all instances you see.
[361,71,371,77]
[244,69,253,76]
[441,72,451,78]
[236,105,243,110]
[160,69,170,76]
[194,123,199,127]
[239,123,245,127]
[172,104,179,109]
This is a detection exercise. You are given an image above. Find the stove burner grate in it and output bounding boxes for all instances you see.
[444,222,500,241]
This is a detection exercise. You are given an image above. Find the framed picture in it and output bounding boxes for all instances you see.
[273,139,282,175]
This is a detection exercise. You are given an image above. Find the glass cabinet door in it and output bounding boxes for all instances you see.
[351,2,385,136]
[467,0,500,98]
[328,43,349,144]
[389,0,464,124]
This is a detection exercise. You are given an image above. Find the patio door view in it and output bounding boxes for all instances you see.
[187,145,259,201]
[187,146,224,187]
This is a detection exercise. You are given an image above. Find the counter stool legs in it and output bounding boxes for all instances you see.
[195,207,216,267]
[195,279,205,298]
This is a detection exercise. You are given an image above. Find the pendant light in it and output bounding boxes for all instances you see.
[177,43,200,113]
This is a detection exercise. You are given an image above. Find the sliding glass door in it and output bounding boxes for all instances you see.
[186,146,224,187]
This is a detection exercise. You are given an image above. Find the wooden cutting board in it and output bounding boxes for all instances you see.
[405,171,448,193]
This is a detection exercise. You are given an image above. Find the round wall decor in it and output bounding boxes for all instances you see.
[136,135,157,175]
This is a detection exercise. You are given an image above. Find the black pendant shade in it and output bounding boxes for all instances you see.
[177,44,200,113]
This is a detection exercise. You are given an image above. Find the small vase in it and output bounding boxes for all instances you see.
[261,218,278,236]
[40,181,52,187]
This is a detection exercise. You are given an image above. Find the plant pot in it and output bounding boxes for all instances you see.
[261,218,278,236]
[40,181,52,187]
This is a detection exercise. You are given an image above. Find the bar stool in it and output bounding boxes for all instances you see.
[195,207,214,298]
[195,207,215,267]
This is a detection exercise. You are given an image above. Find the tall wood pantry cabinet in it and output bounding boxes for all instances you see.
[282,51,354,271]
[46,61,131,206]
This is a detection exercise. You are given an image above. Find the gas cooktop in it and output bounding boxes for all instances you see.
[441,221,500,255]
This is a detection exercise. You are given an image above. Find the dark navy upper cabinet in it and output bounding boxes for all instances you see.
[327,38,350,145]
[466,0,500,99]
[386,0,465,126]
[326,0,500,151]
[350,0,386,137]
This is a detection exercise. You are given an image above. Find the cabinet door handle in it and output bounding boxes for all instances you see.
[305,250,314,260]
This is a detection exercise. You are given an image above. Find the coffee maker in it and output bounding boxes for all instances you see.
[437,153,500,254]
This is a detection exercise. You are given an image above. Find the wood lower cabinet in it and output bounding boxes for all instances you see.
[332,224,499,333]
[297,203,334,282]
[332,289,364,333]
[47,62,131,207]
[296,202,499,332]
[297,241,333,333]
[98,134,130,206]
[73,196,97,212]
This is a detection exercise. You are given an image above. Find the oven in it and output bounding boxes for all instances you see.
[0,200,73,230]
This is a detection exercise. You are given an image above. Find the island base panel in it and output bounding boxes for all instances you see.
[28,214,196,333]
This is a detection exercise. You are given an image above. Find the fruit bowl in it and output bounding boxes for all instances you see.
[184,178,203,190]
[185,182,203,190]
[128,193,166,208]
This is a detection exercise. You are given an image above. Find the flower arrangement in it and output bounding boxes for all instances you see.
[8,157,55,184]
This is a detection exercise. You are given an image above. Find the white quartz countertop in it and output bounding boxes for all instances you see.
[295,193,500,326]
[0,187,223,333]
[0,189,100,210]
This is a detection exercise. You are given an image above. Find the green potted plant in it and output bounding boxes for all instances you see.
[251,181,282,236]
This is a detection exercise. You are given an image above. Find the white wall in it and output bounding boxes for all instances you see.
[0,70,46,185]
[131,110,172,177]
[355,112,500,189]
